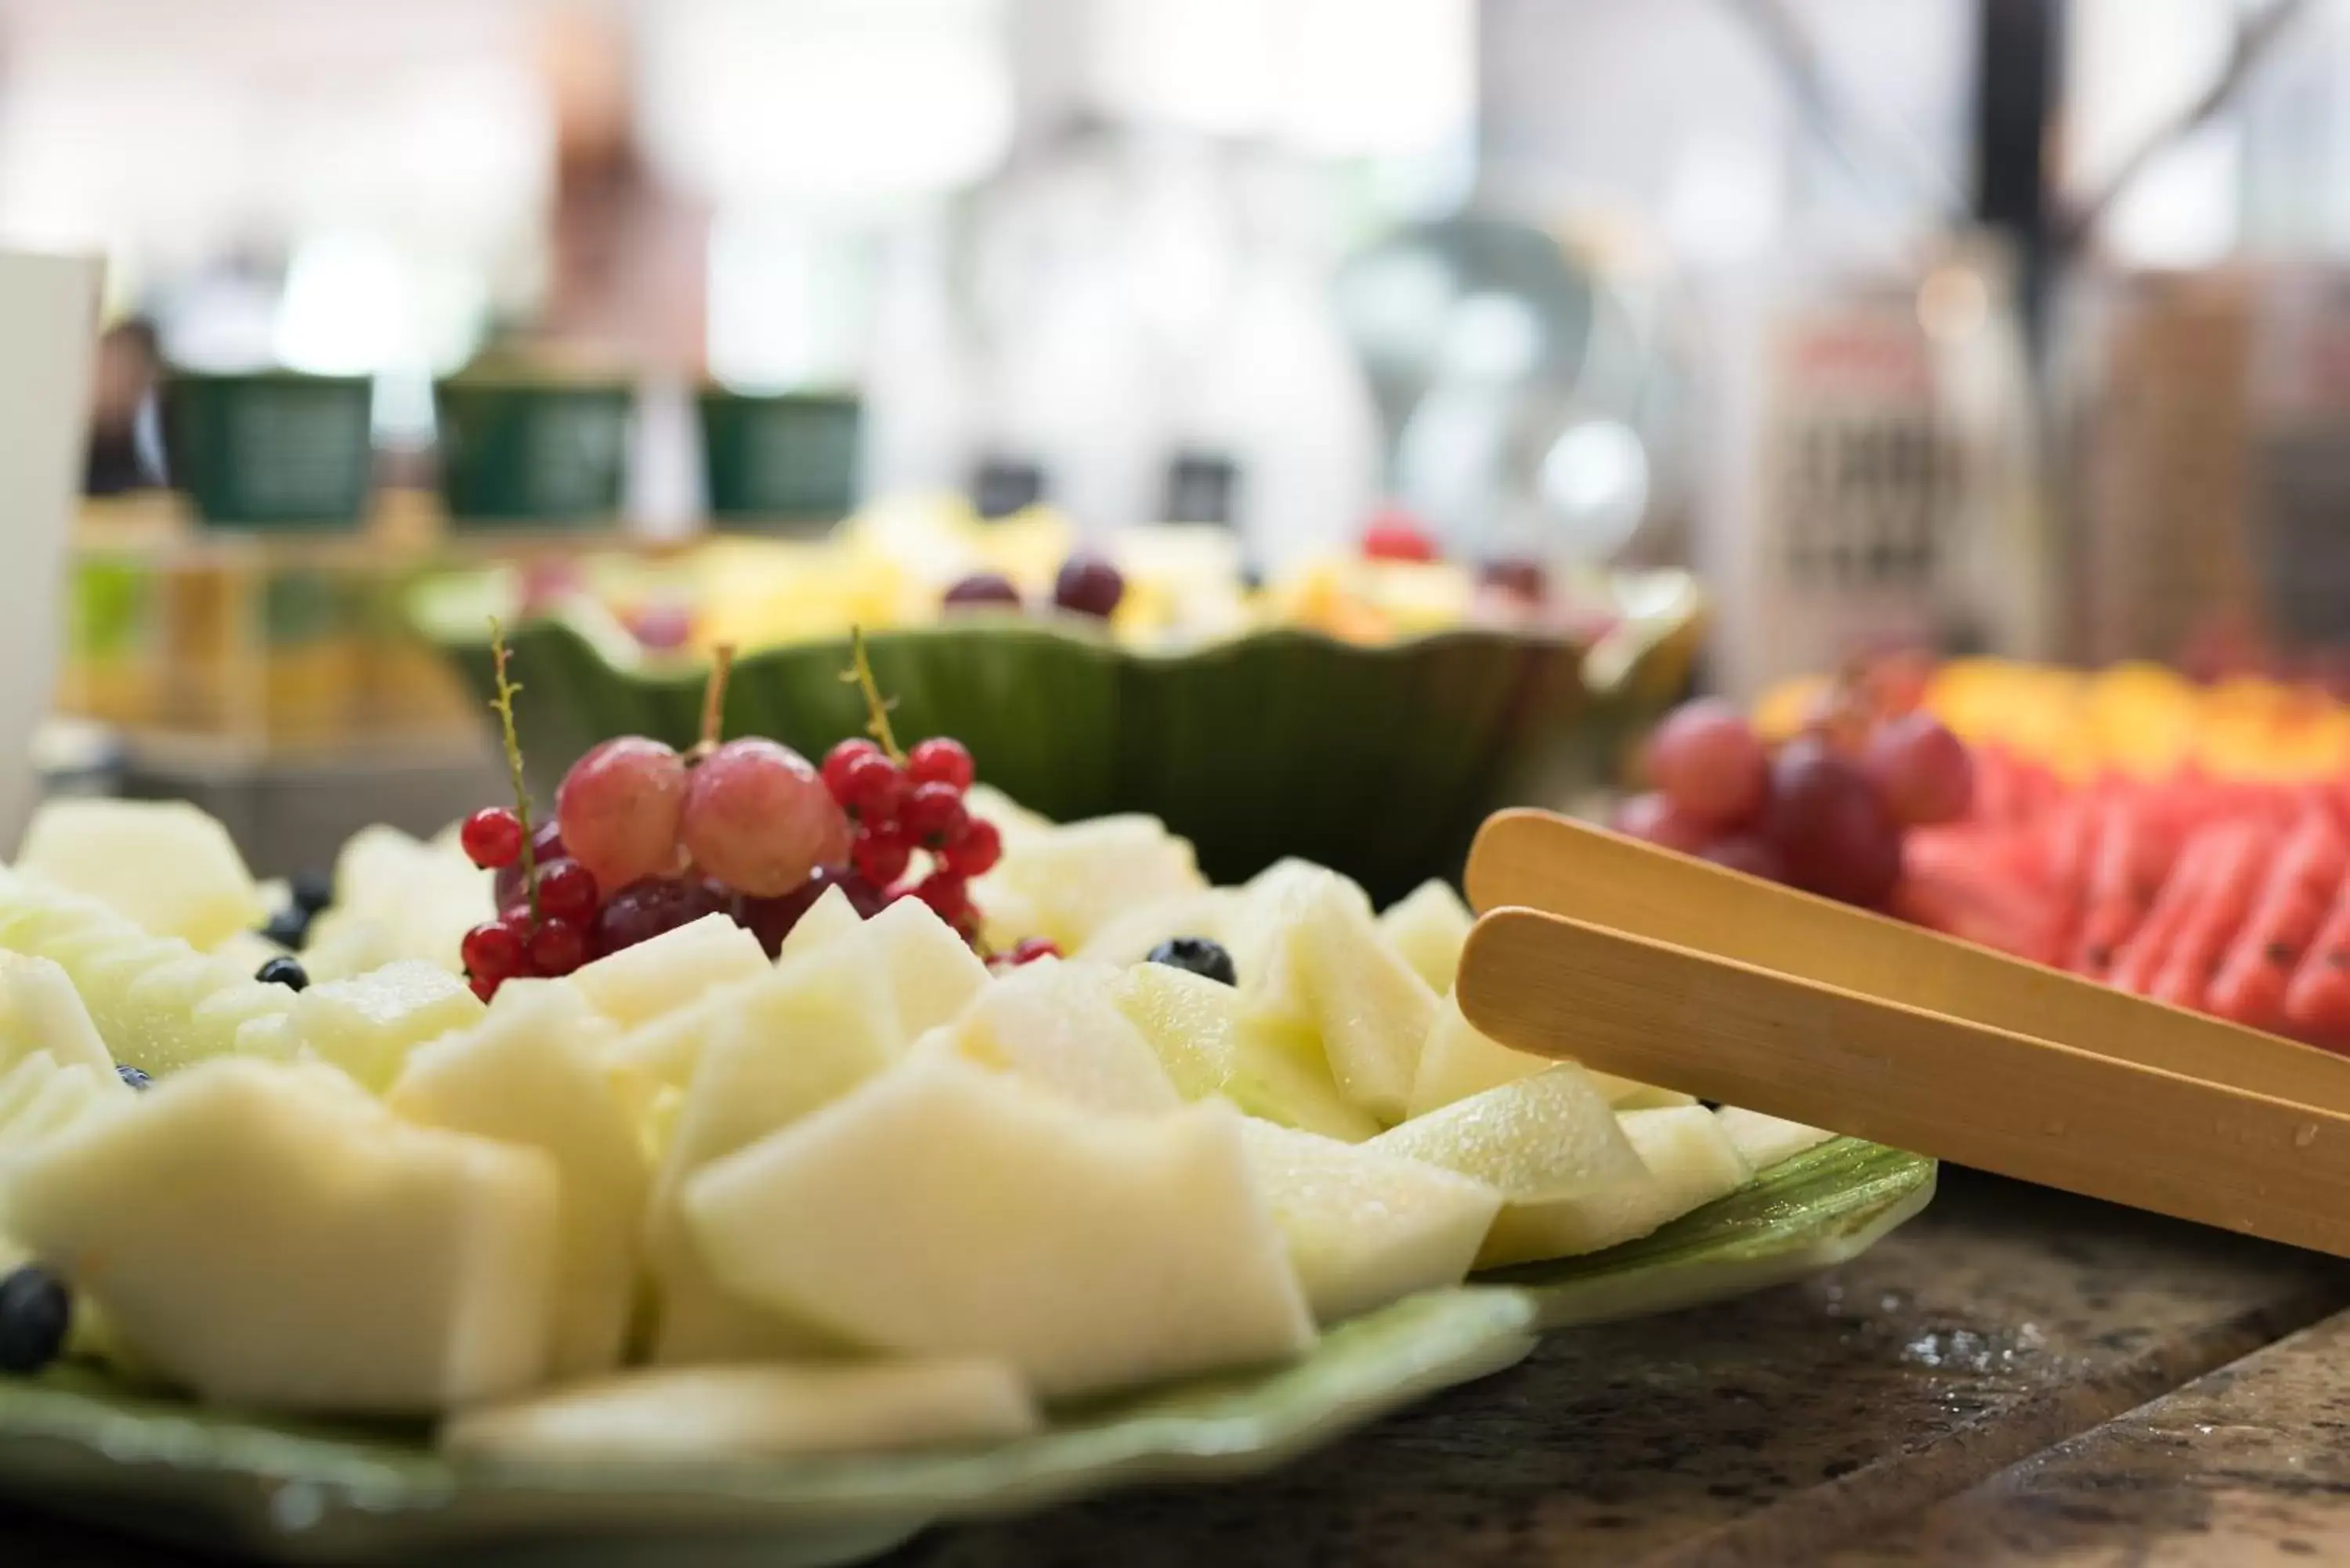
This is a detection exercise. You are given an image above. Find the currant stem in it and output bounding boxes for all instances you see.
[842,626,906,764]
[486,616,540,923]
[689,643,737,763]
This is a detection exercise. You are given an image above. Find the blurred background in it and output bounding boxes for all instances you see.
[11,0,2350,880]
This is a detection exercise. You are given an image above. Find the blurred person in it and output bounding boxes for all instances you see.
[83,316,162,496]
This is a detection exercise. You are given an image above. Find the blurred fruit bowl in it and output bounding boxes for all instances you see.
[410,571,1702,903]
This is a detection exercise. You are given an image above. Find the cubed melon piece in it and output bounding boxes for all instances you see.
[10,1058,558,1414]
[978,815,1206,952]
[1370,1065,1652,1269]
[0,952,111,1074]
[569,913,769,1031]
[0,1051,130,1167]
[1470,1107,1753,1263]
[1407,999,1696,1119]
[685,1057,1314,1399]
[1106,961,1375,1141]
[1379,880,1473,992]
[389,984,648,1380]
[860,896,991,1039]
[15,800,265,951]
[927,959,1178,1115]
[1238,1119,1500,1323]
[776,883,864,962]
[442,1360,1038,1462]
[296,908,400,984]
[287,961,486,1091]
[1715,1106,1837,1169]
[1074,891,1245,969]
[1262,872,1437,1123]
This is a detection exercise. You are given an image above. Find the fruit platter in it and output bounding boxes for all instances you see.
[408,505,1703,902]
[0,634,1931,1563]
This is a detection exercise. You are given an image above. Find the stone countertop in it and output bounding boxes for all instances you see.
[6,1169,2350,1567]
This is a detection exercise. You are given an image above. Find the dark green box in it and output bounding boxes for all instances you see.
[435,379,633,526]
[162,370,374,529]
[699,389,860,529]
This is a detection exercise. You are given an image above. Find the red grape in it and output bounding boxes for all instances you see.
[494,821,566,911]
[590,876,738,956]
[1612,792,1715,854]
[1053,555,1126,618]
[1862,711,1976,827]
[943,573,1021,609]
[941,817,1002,878]
[460,807,524,870]
[906,736,975,793]
[1479,558,1546,601]
[822,739,881,803]
[461,920,524,981]
[557,738,689,892]
[839,752,908,824]
[736,867,885,957]
[1645,699,1770,826]
[680,738,853,897]
[1762,736,1904,907]
[1698,835,1787,883]
[527,918,588,976]
[851,823,913,887]
[901,782,969,849]
[536,858,601,924]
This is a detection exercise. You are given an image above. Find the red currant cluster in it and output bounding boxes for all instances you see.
[819,735,1000,942]
[457,811,598,995]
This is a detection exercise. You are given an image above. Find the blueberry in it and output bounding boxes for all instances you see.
[255,956,309,992]
[289,869,335,915]
[261,909,310,950]
[116,1064,151,1091]
[1148,936,1237,987]
[0,1266,70,1375]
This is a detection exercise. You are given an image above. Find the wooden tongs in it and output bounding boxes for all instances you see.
[1455,808,2350,1257]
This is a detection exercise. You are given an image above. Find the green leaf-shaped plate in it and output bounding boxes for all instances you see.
[0,1141,1931,1565]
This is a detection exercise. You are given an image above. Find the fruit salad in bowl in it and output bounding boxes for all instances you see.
[0,646,1931,1560]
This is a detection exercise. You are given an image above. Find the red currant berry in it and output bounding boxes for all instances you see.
[470,973,500,1003]
[1010,936,1061,965]
[841,751,908,823]
[906,736,975,793]
[941,818,1001,878]
[460,807,525,870]
[461,920,525,982]
[901,782,969,848]
[821,738,882,804]
[915,870,970,921]
[527,917,588,977]
[537,858,601,924]
[499,905,537,941]
[852,823,913,887]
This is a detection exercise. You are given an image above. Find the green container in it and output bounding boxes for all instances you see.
[410,579,1702,904]
[161,371,374,529]
[435,380,632,526]
[699,390,861,528]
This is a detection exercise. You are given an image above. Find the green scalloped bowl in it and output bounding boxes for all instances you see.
[408,573,1702,902]
[0,1140,1930,1566]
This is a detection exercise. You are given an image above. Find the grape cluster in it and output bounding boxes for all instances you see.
[942,553,1126,620]
[1615,696,1973,910]
[819,735,1000,941]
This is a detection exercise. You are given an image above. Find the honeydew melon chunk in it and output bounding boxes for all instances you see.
[1714,1106,1837,1170]
[16,799,266,951]
[121,950,243,1021]
[1369,1065,1651,1269]
[963,783,1053,844]
[9,1057,559,1414]
[981,815,1208,953]
[927,959,1179,1116]
[208,928,287,974]
[776,883,863,963]
[389,984,647,1379]
[1105,961,1376,1141]
[0,952,112,1074]
[188,978,298,1041]
[1271,873,1438,1124]
[297,908,400,985]
[646,938,901,1365]
[0,1060,123,1155]
[1074,890,1245,969]
[1238,1119,1502,1323]
[442,1359,1039,1463]
[684,1056,1315,1399]
[1379,880,1474,993]
[1407,1000,1696,1119]
[569,914,768,1031]
[860,896,991,1039]
[286,961,486,1092]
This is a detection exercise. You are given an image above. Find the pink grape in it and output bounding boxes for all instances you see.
[557,738,689,891]
[1762,735,1904,907]
[1700,835,1787,882]
[1862,711,1975,827]
[1612,792,1715,854]
[1645,699,1770,826]
[681,738,852,896]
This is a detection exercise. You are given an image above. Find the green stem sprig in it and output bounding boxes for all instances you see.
[841,627,907,764]
[486,616,540,923]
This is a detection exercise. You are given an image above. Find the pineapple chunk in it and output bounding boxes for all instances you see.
[389,984,649,1380]
[569,914,768,1031]
[15,800,265,951]
[926,959,1179,1115]
[1106,961,1376,1141]
[1378,880,1474,993]
[285,961,486,1091]
[443,1360,1039,1462]
[1238,1118,1501,1323]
